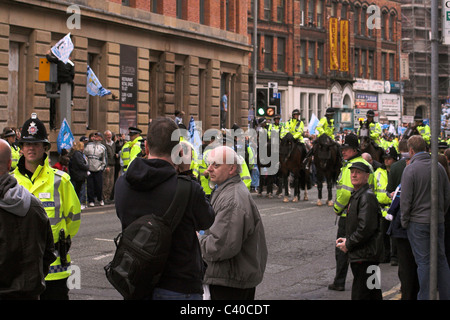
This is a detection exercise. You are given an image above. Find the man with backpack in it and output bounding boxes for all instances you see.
[113,117,215,300]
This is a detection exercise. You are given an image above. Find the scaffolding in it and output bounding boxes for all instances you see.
[400,0,450,118]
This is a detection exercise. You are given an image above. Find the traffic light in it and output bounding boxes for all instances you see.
[256,88,268,116]
[268,87,280,117]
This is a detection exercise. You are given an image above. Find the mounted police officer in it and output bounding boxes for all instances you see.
[280,109,305,144]
[12,113,81,300]
[413,114,431,146]
[358,109,382,145]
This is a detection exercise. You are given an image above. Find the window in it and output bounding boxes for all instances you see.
[360,7,366,36]
[341,3,347,19]
[277,37,285,72]
[300,41,306,74]
[122,0,130,6]
[354,49,360,78]
[277,0,285,23]
[368,51,374,79]
[264,0,272,21]
[381,52,386,81]
[354,7,359,34]
[361,50,366,78]
[389,14,395,40]
[177,0,183,19]
[308,0,314,26]
[317,42,324,75]
[316,0,323,28]
[381,13,386,40]
[389,53,395,81]
[331,2,337,17]
[300,0,306,26]
[308,41,315,75]
[199,0,205,24]
[264,35,273,70]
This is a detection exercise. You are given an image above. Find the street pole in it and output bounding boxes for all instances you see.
[430,0,439,300]
[253,0,258,124]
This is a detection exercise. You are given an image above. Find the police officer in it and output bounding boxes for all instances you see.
[12,113,81,300]
[267,115,282,140]
[413,114,431,146]
[1,127,20,171]
[280,109,305,143]
[120,127,143,172]
[358,109,382,145]
[303,108,337,164]
[329,133,374,292]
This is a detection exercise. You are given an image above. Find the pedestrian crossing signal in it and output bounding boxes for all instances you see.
[266,107,275,117]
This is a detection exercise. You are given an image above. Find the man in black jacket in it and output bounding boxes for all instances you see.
[114,117,215,300]
[336,161,383,300]
[0,139,56,299]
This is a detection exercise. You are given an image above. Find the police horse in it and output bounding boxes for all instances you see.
[312,134,342,206]
[358,121,384,163]
[279,132,309,202]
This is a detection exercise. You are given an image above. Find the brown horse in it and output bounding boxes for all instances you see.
[312,134,342,206]
[358,121,384,163]
[279,133,309,202]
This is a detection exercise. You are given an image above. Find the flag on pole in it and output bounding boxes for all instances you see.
[87,65,111,97]
[57,118,74,154]
[188,116,202,162]
[51,33,74,64]
[308,113,320,135]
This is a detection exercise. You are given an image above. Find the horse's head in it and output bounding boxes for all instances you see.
[314,135,336,170]
[359,121,369,138]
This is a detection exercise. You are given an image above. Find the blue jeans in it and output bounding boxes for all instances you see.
[152,288,203,300]
[407,222,450,300]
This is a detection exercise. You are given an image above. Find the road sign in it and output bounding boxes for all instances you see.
[443,0,450,44]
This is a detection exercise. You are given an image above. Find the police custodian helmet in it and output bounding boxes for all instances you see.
[19,113,50,147]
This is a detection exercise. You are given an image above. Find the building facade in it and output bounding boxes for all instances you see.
[249,0,402,130]
[1,0,251,151]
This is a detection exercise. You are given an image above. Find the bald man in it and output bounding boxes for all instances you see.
[0,139,55,299]
[199,146,268,300]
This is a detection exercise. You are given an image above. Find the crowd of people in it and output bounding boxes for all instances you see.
[1,107,450,301]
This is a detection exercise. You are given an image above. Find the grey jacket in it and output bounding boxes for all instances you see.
[200,174,268,289]
[84,141,107,172]
[400,152,450,228]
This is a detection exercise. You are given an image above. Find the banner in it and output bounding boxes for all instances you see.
[308,113,320,135]
[329,18,339,70]
[340,20,349,72]
[51,33,74,64]
[87,65,111,97]
[188,116,202,161]
[57,118,74,154]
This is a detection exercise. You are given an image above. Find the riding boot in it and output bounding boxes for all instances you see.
[302,147,313,166]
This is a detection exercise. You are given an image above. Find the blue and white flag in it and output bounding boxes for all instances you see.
[51,33,74,64]
[308,113,320,135]
[57,118,74,154]
[87,65,111,97]
[188,116,202,162]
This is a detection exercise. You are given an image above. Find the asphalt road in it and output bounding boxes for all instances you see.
[68,186,401,301]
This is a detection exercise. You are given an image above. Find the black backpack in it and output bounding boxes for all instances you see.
[104,175,192,300]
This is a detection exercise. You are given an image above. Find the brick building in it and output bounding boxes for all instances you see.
[249,0,402,130]
[1,0,251,152]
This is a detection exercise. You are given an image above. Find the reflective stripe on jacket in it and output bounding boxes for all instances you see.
[334,156,374,217]
[120,136,143,171]
[13,156,81,281]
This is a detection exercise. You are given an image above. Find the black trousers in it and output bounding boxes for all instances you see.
[333,216,349,286]
[396,237,420,300]
[87,170,103,203]
[40,279,69,300]
[209,285,255,300]
[350,261,382,300]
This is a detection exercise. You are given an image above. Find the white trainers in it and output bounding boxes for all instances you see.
[89,202,95,207]
[80,204,86,210]
[100,200,104,206]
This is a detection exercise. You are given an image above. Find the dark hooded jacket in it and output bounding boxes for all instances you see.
[0,174,55,299]
[114,157,215,295]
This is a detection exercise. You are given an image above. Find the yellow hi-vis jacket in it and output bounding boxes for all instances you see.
[10,144,20,171]
[375,166,391,217]
[280,118,304,143]
[417,124,431,145]
[316,117,335,139]
[120,136,143,171]
[13,155,81,281]
[358,121,382,144]
[333,156,374,217]
[199,148,214,196]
